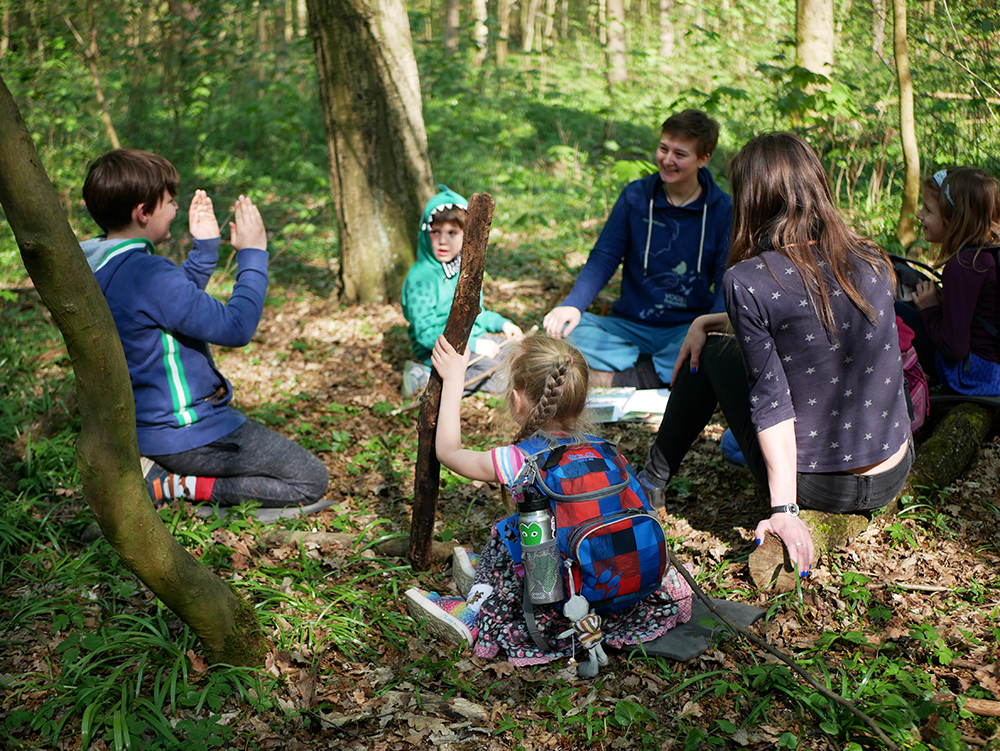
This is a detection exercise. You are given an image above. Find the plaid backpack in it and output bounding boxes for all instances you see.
[511,433,667,621]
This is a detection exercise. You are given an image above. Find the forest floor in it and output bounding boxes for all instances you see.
[3,270,1000,750]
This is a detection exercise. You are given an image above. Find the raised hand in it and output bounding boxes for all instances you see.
[229,195,267,251]
[188,190,220,240]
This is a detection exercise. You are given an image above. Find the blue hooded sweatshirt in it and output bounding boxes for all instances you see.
[81,234,269,456]
[561,166,733,327]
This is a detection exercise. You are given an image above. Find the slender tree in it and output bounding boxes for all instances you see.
[0,72,267,667]
[306,0,435,303]
[796,0,834,77]
[471,0,488,65]
[606,0,627,86]
[893,0,919,246]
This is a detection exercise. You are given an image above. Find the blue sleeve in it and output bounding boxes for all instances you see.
[561,189,630,310]
[709,203,734,314]
[180,236,221,290]
[139,248,269,348]
[403,277,449,355]
[475,309,509,332]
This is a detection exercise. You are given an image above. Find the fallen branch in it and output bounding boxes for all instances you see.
[931,693,1000,718]
[667,549,901,751]
[266,530,456,562]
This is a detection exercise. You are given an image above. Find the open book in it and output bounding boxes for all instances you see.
[586,387,671,423]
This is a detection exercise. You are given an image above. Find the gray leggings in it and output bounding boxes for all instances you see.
[147,418,329,507]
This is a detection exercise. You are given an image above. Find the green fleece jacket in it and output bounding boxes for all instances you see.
[401,187,511,364]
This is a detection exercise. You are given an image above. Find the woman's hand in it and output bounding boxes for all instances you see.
[911,280,941,310]
[502,321,524,340]
[670,313,729,387]
[431,334,470,383]
[755,514,814,575]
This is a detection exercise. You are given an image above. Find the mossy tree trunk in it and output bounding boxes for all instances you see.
[306,0,435,304]
[0,72,267,667]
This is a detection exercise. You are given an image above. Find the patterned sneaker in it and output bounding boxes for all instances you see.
[405,588,478,646]
[452,547,480,599]
[141,457,174,506]
[638,468,668,510]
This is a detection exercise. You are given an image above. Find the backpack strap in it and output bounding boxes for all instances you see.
[522,583,554,652]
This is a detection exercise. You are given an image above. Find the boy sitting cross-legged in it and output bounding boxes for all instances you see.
[81,148,329,518]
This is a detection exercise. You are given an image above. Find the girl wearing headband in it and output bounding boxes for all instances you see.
[903,167,1000,395]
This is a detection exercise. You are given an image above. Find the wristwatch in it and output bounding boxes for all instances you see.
[769,503,800,517]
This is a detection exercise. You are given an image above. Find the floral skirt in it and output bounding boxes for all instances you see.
[472,522,693,666]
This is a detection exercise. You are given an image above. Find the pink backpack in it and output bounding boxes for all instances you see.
[897,317,929,432]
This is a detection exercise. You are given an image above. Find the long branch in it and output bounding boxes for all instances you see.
[667,550,900,751]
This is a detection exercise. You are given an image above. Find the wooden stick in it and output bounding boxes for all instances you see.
[667,550,901,751]
[409,193,495,570]
[932,694,1000,718]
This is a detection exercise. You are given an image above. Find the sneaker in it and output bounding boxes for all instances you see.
[402,361,431,398]
[141,457,175,505]
[452,547,480,598]
[405,588,478,646]
[720,429,749,472]
[638,468,668,510]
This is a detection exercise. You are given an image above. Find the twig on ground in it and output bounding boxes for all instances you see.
[932,693,1000,718]
[667,549,901,751]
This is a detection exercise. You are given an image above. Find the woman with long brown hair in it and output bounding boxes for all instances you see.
[639,132,913,573]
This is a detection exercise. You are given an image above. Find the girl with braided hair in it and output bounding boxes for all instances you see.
[405,332,692,666]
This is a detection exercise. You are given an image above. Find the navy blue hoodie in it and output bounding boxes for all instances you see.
[561,166,733,327]
[82,235,268,456]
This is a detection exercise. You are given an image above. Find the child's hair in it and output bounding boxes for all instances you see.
[83,149,179,233]
[925,166,1000,265]
[506,333,590,442]
[429,205,467,231]
[660,109,719,158]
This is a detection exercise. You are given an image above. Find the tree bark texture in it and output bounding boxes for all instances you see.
[0,73,267,666]
[306,0,435,303]
[471,0,488,65]
[522,0,544,52]
[497,0,514,65]
[409,193,495,570]
[443,0,460,55]
[907,403,996,491]
[658,0,674,63]
[796,0,834,77]
[606,0,627,86]
[893,0,920,247]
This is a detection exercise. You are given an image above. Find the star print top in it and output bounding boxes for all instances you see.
[723,251,911,473]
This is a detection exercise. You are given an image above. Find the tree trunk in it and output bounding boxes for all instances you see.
[444,0,460,55]
[471,0,488,65]
[63,0,121,150]
[522,0,543,52]
[658,0,674,67]
[606,0,627,86]
[871,0,885,61]
[0,73,267,667]
[306,0,436,303]
[497,0,513,64]
[410,194,495,570]
[893,0,919,247]
[796,0,834,78]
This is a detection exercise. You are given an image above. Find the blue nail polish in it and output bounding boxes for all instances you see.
[755,538,761,546]
[691,366,698,374]
[800,570,810,578]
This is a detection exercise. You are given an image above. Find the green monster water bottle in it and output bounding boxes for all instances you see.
[518,484,564,605]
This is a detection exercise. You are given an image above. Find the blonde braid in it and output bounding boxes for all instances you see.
[513,355,572,442]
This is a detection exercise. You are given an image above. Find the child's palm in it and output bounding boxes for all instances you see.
[189,190,220,239]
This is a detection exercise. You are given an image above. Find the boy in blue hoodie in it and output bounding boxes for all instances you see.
[81,149,328,516]
[401,187,522,394]
[543,110,733,388]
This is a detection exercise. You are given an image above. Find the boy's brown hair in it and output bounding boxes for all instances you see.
[83,149,179,232]
[660,109,720,159]
[429,205,467,230]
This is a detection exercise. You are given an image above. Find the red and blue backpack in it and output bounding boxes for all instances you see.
[507,433,667,621]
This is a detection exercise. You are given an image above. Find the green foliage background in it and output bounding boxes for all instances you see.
[0,0,998,285]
